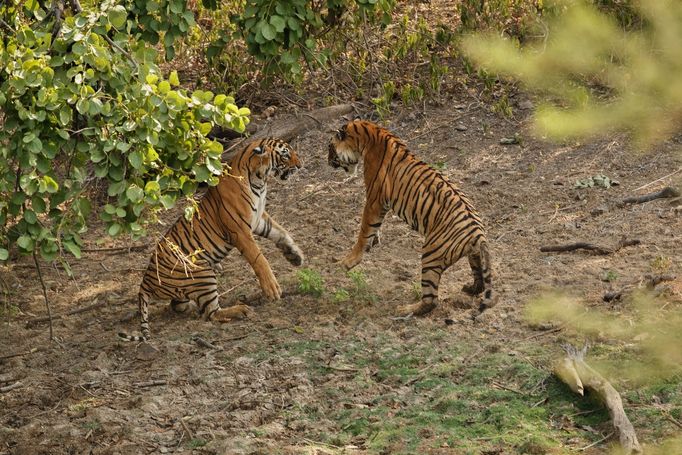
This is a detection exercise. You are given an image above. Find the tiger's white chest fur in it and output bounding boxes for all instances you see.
[250,186,267,231]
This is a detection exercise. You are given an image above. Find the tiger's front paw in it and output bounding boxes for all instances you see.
[212,304,255,322]
[260,277,282,301]
[337,252,361,270]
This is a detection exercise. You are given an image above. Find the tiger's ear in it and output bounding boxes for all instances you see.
[336,124,347,140]
[252,145,265,155]
[353,115,362,121]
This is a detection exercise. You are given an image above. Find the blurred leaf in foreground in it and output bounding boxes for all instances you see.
[464,0,682,148]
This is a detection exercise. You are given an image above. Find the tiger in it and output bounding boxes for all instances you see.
[119,138,304,341]
[328,120,494,316]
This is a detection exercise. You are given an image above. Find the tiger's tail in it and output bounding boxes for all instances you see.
[478,240,495,312]
[118,292,151,342]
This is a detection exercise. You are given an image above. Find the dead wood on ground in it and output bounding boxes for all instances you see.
[218,103,355,161]
[554,344,642,454]
[540,238,640,255]
[621,186,680,205]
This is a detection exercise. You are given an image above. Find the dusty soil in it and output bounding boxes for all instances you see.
[1,90,682,454]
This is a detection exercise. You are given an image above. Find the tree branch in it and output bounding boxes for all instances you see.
[32,251,53,341]
[554,344,642,454]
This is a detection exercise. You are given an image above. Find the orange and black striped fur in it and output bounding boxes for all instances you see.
[328,120,494,316]
[119,139,303,341]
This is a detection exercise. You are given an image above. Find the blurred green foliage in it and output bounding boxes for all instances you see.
[463,0,682,147]
[0,0,249,264]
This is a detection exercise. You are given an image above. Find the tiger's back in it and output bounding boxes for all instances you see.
[328,120,494,316]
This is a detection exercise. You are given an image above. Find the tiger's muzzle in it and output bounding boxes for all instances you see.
[276,162,301,180]
[328,143,341,169]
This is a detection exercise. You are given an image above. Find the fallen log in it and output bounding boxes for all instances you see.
[540,238,640,255]
[554,344,642,454]
[603,274,676,302]
[219,103,355,161]
[26,299,105,327]
[621,186,680,205]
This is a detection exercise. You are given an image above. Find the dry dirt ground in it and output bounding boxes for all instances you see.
[1,91,682,454]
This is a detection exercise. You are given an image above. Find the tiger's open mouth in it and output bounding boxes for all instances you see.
[328,144,357,173]
[276,166,300,180]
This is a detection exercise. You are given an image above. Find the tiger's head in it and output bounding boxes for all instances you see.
[242,138,302,181]
[328,120,364,173]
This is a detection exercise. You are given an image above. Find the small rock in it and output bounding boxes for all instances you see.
[499,135,520,145]
[518,99,534,110]
[136,342,160,361]
[455,123,467,131]
[591,205,609,216]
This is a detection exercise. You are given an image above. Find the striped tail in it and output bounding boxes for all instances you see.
[118,292,151,342]
[477,241,495,312]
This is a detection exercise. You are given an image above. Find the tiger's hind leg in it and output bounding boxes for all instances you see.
[461,253,484,296]
[397,258,444,317]
[476,241,496,312]
[170,299,192,314]
[185,274,254,323]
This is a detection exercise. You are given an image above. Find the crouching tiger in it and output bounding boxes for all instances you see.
[119,138,304,341]
[328,120,495,316]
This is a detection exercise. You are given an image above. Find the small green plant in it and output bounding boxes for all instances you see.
[411,280,422,301]
[332,288,351,304]
[493,94,513,118]
[400,83,425,106]
[371,81,396,119]
[82,421,101,431]
[600,270,619,283]
[430,161,447,171]
[187,438,207,449]
[651,256,672,273]
[297,268,325,297]
[347,270,377,304]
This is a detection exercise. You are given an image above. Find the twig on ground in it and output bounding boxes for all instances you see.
[579,432,615,451]
[491,380,527,395]
[180,418,195,440]
[133,379,167,388]
[218,280,247,298]
[540,238,640,255]
[323,365,359,373]
[81,244,148,254]
[622,186,680,205]
[389,313,414,321]
[634,168,682,191]
[603,274,676,302]
[192,336,220,350]
[522,326,564,341]
[26,299,105,327]
[33,251,53,341]
[0,347,40,361]
[554,344,642,454]
[0,381,23,393]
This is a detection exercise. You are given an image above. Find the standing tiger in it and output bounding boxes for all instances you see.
[328,120,494,316]
[119,138,304,341]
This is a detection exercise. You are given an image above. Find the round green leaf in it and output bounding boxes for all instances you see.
[126,185,144,203]
[108,5,128,30]
[24,210,38,225]
[108,223,122,237]
[261,23,276,41]
[169,70,180,86]
[17,235,34,252]
[0,248,8,261]
[63,240,82,259]
[128,150,144,169]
